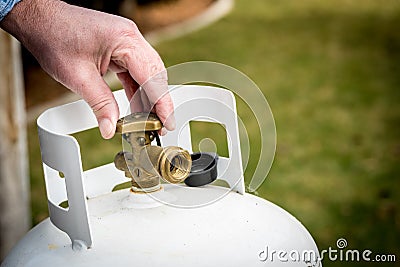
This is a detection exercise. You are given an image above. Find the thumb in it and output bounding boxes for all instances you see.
[72,71,119,139]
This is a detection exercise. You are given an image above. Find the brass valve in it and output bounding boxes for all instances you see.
[114,113,192,193]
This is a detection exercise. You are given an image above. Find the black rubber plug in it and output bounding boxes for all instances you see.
[184,152,218,187]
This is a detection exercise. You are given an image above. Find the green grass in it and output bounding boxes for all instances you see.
[28,0,400,266]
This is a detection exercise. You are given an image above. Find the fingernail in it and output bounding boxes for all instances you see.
[165,116,176,131]
[99,119,114,139]
[170,117,176,130]
[160,127,167,136]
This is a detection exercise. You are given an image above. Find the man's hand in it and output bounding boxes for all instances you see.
[0,0,175,138]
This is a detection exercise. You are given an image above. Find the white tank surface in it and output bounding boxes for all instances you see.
[3,186,319,267]
[2,86,321,267]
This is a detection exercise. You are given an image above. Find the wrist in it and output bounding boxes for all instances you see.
[0,0,65,46]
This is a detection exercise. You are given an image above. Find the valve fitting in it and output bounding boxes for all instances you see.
[114,113,192,193]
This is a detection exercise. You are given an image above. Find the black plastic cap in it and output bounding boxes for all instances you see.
[184,152,218,187]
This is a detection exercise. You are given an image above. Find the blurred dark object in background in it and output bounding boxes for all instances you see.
[136,0,177,6]
[66,0,123,14]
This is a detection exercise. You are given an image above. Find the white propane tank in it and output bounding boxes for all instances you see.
[2,85,321,267]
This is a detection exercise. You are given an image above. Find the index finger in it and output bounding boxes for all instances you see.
[121,39,175,130]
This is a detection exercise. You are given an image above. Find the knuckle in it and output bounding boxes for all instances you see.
[117,18,140,40]
[87,93,115,114]
[122,18,139,32]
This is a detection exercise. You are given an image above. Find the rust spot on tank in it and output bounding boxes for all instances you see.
[48,244,58,250]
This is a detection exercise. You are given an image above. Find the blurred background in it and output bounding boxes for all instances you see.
[20,0,400,266]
